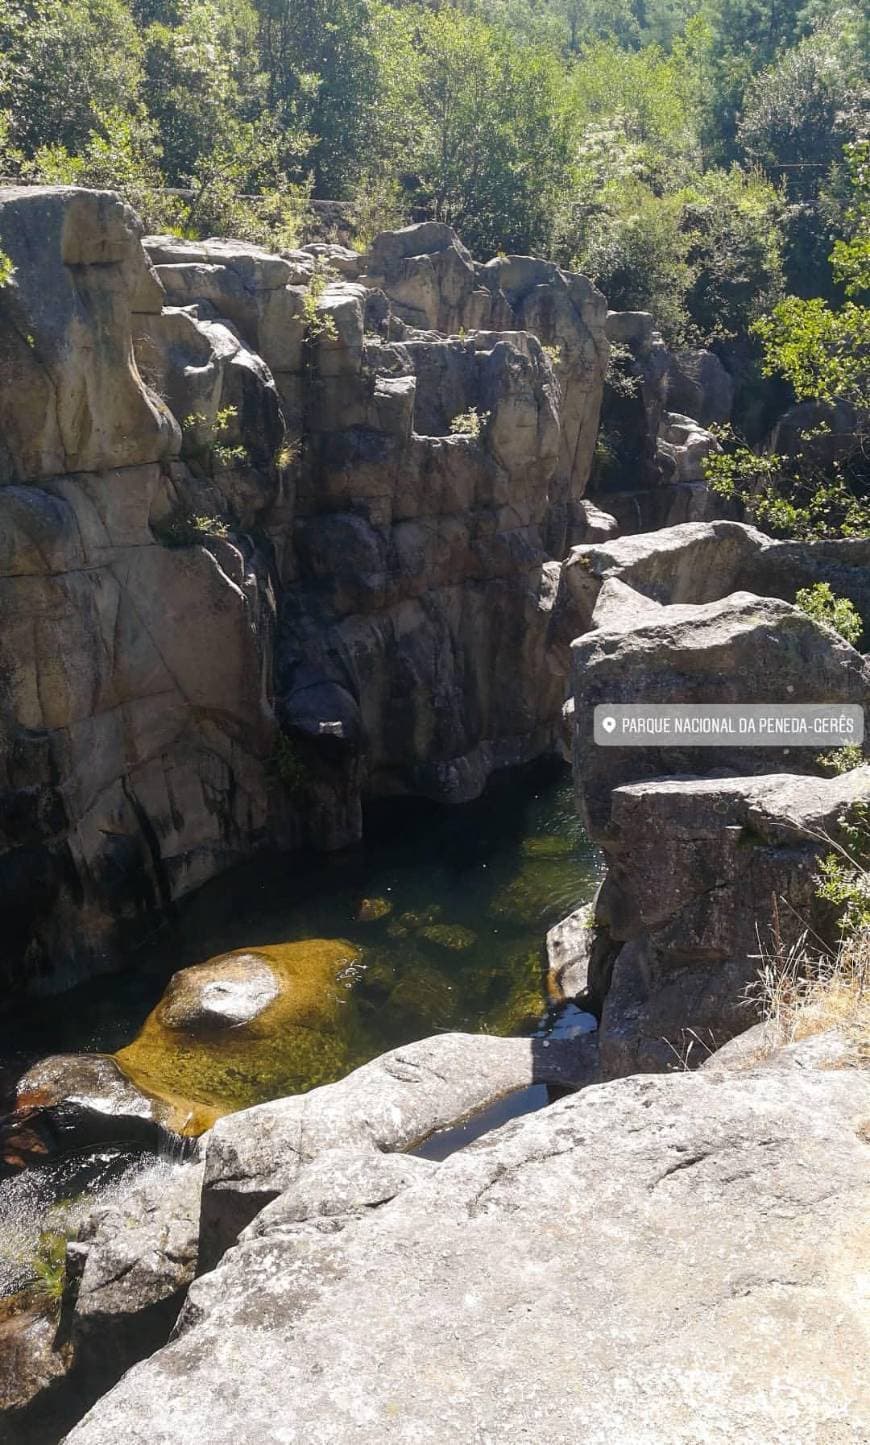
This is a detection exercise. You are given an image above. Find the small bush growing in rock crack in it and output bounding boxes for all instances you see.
[816,744,867,776]
[182,407,249,473]
[795,582,863,647]
[604,341,639,397]
[302,262,338,342]
[270,733,309,795]
[449,407,489,439]
[154,512,232,548]
[30,1230,67,1302]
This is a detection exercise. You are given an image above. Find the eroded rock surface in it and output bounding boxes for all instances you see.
[199,1029,597,1267]
[65,1063,870,1445]
[62,1162,203,1397]
[549,518,870,659]
[0,191,609,992]
[571,590,869,836]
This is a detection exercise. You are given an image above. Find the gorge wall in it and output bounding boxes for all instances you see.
[0,187,608,993]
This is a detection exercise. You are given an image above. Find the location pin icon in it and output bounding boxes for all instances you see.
[602,716,617,734]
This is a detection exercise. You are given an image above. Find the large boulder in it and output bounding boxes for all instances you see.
[663,347,734,427]
[657,411,721,482]
[199,1031,598,1267]
[594,767,870,1075]
[64,1062,870,1444]
[571,588,870,837]
[133,304,286,526]
[115,940,364,1132]
[4,1056,179,1168]
[0,187,179,481]
[549,519,870,667]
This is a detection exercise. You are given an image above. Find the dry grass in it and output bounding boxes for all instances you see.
[749,925,870,1068]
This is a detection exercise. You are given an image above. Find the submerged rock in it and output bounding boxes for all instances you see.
[155,954,280,1032]
[115,940,362,1130]
[418,922,476,952]
[354,896,393,923]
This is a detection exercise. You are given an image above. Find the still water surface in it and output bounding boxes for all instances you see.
[4,761,603,1080]
[0,762,602,1293]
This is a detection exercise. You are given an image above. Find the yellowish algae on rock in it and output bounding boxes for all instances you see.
[354,896,393,923]
[114,939,361,1132]
[419,923,477,952]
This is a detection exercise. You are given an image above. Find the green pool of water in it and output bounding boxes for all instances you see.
[2,761,603,1103]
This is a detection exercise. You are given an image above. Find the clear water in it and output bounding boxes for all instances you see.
[0,761,602,1297]
[2,761,603,1088]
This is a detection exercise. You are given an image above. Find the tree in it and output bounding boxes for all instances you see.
[679,166,784,342]
[0,0,144,159]
[704,143,869,540]
[383,8,577,257]
[142,1,265,187]
[738,9,868,203]
[695,0,811,161]
[253,0,380,197]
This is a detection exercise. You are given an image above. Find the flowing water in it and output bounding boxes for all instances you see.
[0,760,602,1291]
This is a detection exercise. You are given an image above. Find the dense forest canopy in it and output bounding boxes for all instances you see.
[0,0,867,536]
[0,2,864,330]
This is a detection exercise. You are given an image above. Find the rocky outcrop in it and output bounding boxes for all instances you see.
[199,1030,597,1268]
[593,312,735,533]
[571,590,869,835]
[548,515,870,1072]
[549,518,870,663]
[1,1029,597,1441]
[0,1160,203,1445]
[0,192,608,992]
[594,768,870,1074]
[64,1054,870,1445]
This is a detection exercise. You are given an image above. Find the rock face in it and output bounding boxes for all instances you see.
[64,1061,870,1445]
[0,191,609,993]
[593,313,735,533]
[594,768,870,1075]
[0,187,178,481]
[547,516,870,1074]
[198,1029,597,1268]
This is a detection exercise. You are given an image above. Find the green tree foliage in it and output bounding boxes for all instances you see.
[0,0,144,156]
[0,0,864,376]
[705,143,869,543]
[738,10,868,203]
[382,7,577,257]
[255,0,381,197]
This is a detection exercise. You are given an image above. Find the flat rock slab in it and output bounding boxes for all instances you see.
[199,1031,598,1266]
[66,1065,870,1444]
